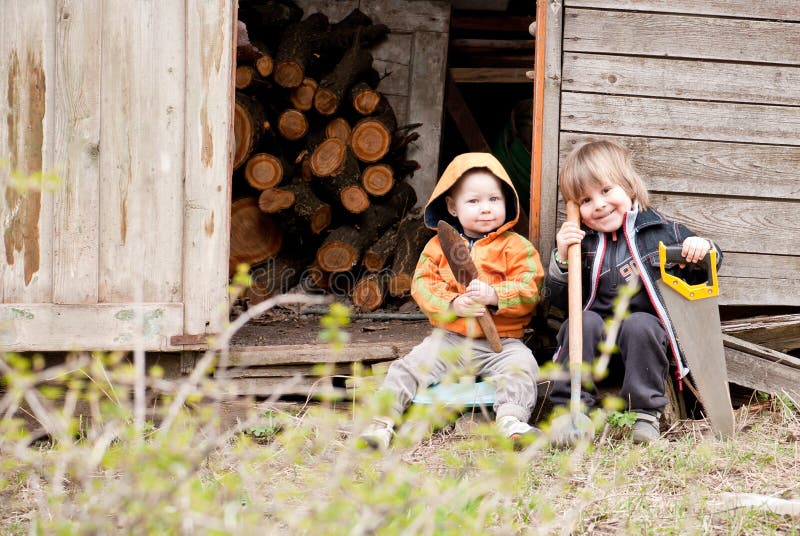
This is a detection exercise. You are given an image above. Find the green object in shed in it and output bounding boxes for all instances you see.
[492,99,533,207]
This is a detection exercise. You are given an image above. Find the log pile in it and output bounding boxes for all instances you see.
[231,2,430,312]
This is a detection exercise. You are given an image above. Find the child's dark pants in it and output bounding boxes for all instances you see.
[549,310,669,412]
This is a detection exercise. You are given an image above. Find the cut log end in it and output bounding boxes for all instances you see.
[317,241,359,273]
[274,61,304,88]
[229,198,283,273]
[326,117,351,143]
[351,119,391,163]
[353,89,381,115]
[313,88,339,116]
[290,78,318,111]
[278,109,308,141]
[361,164,394,196]
[353,274,386,312]
[389,274,412,297]
[310,137,346,177]
[235,66,256,90]
[258,188,295,213]
[245,153,283,190]
[340,185,370,214]
[310,205,332,234]
[255,55,274,78]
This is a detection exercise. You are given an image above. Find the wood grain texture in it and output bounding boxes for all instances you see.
[99,1,185,303]
[0,0,55,303]
[565,0,800,22]
[725,346,800,399]
[560,92,800,146]
[407,30,448,207]
[0,303,183,351]
[560,134,800,200]
[562,53,800,107]
[182,0,233,339]
[536,1,564,257]
[448,68,530,84]
[226,341,417,367]
[360,0,450,33]
[563,8,800,66]
[53,0,102,305]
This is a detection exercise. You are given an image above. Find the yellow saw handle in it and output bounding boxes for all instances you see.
[658,242,719,300]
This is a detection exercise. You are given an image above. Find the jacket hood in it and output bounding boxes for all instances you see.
[423,152,520,234]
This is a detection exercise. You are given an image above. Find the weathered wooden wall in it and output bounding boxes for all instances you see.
[540,0,800,306]
[295,0,450,206]
[0,0,235,351]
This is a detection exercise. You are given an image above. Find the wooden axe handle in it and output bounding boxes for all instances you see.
[566,201,583,413]
[477,309,503,352]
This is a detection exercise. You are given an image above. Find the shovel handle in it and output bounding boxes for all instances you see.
[566,202,583,414]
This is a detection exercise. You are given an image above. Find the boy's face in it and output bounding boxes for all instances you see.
[578,182,633,233]
[445,170,506,238]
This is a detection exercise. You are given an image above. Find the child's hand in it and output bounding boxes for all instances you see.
[451,294,485,317]
[555,220,585,261]
[464,279,498,306]
[681,236,712,265]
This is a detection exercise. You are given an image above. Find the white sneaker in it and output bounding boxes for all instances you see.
[496,415,540,441]
[359,417,394,450]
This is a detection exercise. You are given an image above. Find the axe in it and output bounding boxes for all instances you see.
[437,220,503,352]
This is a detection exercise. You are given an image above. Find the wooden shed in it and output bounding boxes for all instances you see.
[532,0,800,307]
[0,0,451,353]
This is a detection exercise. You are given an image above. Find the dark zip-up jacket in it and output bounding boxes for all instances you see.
[545,206,723,378]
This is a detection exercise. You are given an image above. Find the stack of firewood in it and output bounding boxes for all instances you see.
[230,1,432,312]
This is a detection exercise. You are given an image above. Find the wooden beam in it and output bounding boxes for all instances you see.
[722,314,800,353]
[448,67,531,84]
[444,73,491,152]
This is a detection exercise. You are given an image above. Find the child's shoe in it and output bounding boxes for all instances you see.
[631,410,661,444]
[359,417,395,450]
[496,415,541,442]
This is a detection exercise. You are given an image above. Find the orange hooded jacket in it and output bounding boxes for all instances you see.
[411,153,544,339]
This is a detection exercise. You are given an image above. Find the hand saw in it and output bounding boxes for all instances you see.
[437,220,503,352]
[656,242,734,438]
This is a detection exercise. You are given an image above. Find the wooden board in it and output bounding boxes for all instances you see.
[361,0,450,33]
[183,0,235,337]
[448,68,531,84]
[0,0,55,303]
[226,341,418,367]
[563,8,800,66]
[98,1,185,303]
[407,30,448,207]
[560,134,800,200]
[562,53,800,107]
[561,92,800,146]
[0,303,183,351]
[565,0,800,22]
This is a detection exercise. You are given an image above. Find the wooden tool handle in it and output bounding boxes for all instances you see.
[477,311,503,352]
[566,201,583,413]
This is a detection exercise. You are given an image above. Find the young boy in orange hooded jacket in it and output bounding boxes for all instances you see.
[360,153,545,449]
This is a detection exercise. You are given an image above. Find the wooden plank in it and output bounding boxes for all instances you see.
[372,59,410,97]
[451,14,533,32]
[215,363,353,379]
[372,34,411,97]
[384,94,408,126]
[183,0,235,337]
[360,0,450,34]
[445,74,491,152]
[449,68,531,84]
[563,8,800,66]
[723,315,800,354]
[536,2,563,257]
[227,341,417,367]
[718,253,800,307]
[565,0,800,22]
[0,303,183,351]
[560,92,800,146]
[0,0,55,303]
[99,1,185,303]
[649,194,799,256]
[562,53,800,107]
[215,376,335,397]
[52,0,101,305]
[560,134,800,200]
[371,32,412,65]
[725,346,800,399]
[406,30,448,207]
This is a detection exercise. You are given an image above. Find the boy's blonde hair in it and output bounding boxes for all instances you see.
[559,140,650,209]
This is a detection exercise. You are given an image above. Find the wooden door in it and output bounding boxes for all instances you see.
[0,0,235,351]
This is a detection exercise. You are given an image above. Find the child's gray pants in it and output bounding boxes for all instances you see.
[379,330,539,423]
